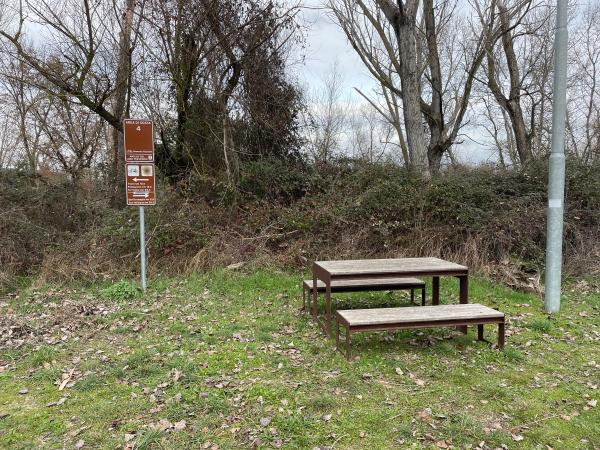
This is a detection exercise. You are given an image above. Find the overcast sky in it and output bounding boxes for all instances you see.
[291,2,374,101]
[289,1,498,165]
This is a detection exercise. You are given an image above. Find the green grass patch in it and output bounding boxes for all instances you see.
[0,271,599,449]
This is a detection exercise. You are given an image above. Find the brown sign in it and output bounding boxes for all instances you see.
[126,163,156,206]
[124,119,154,162]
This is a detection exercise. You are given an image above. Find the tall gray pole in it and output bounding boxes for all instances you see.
[544,0,568,313]
[139,205,147,292]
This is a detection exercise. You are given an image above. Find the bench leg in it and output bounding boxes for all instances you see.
[421,287,426,306]
[478,324,484,341]
[302,285,306,311]
[345,324,351,361]
[326,283,332,337]
[498,322,505,350]
[410,288,415,305]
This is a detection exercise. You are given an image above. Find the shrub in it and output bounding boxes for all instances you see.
[102,280,139,301]
[237,158,311,203]
[526,318,554,333]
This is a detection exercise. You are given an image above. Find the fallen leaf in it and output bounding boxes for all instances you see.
[587,399,597,407]
[417,408,432,422]
[152,418,173,431]
[18,388,29,395]
[172,369,183,383]
[395,367,404,376]
[512,434,524,442]
[59,368,75,391]
[174,420,187,431]
[322,414,332,422]
[75,439,85,449]
[260,417,272,427]
[414,378,425,387]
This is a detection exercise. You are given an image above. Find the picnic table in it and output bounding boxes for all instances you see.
[312,257,469,336]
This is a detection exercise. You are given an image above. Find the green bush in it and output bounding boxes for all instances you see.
[102,280,139,301]
[526,318,554,333]
[238,158,311,202]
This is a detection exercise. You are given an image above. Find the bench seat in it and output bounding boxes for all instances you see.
[335,304,505,360]
[302,277,426,310]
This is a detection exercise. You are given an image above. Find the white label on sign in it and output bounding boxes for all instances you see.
[548,199,562,208]
[128,165,140,176]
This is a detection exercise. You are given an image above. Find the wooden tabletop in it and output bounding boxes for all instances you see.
[314,257,468,276]
[337,304,503,326]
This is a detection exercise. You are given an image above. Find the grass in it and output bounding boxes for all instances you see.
[0,270,599,449]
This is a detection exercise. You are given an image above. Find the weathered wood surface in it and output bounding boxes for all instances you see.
[315,257,467,276]
[337,304,503,326]
[303,277,425,290]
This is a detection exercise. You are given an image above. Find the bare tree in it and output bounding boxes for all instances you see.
[568,1,600,162]
[329,0,485,176]
[36,96,105,183]
[305,63,346,162]
[140,0,300,182]
[0,103,17,168]
[347,103,395,164]
[0,58,47,171]
[372,0,429,175]
[475,0,556,164]
[0,0,143,204]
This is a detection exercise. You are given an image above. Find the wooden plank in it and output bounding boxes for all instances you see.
[337,304,503,326]
[304,277,425,289]
[315,257,467,276]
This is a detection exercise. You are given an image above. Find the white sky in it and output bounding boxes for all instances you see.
[289,1,498,165]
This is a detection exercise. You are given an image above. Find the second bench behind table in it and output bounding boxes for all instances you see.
[303,277,426,311]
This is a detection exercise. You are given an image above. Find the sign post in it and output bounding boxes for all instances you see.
[124,119,155,292]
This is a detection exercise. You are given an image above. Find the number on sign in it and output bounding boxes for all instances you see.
[136,126,141,131]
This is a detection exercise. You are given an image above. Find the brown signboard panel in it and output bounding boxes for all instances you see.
[124,119,154,162]
[126,163,156,206]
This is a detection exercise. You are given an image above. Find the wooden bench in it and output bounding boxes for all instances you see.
[335,304,505,360]
[302,277,426,312]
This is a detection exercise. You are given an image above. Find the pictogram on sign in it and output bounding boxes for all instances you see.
[126,163,156,206]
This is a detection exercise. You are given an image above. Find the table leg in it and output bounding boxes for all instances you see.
[345,324,351,361]
[478,324,484,341]
[410,288,415,305]
[432,276,440,305]
[459,275,469,304]
[421,287,426,306]
[326,281,332,337]
[498,322,505,350]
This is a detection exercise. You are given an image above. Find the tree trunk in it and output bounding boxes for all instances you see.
[110,0,134,208]
[377,0,429,178]
[507,100,532,164]
[222,115,234,186]
[423,0,445,175]
[484,0,533,166]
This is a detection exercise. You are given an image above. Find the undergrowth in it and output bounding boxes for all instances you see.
[1,157,599,289]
